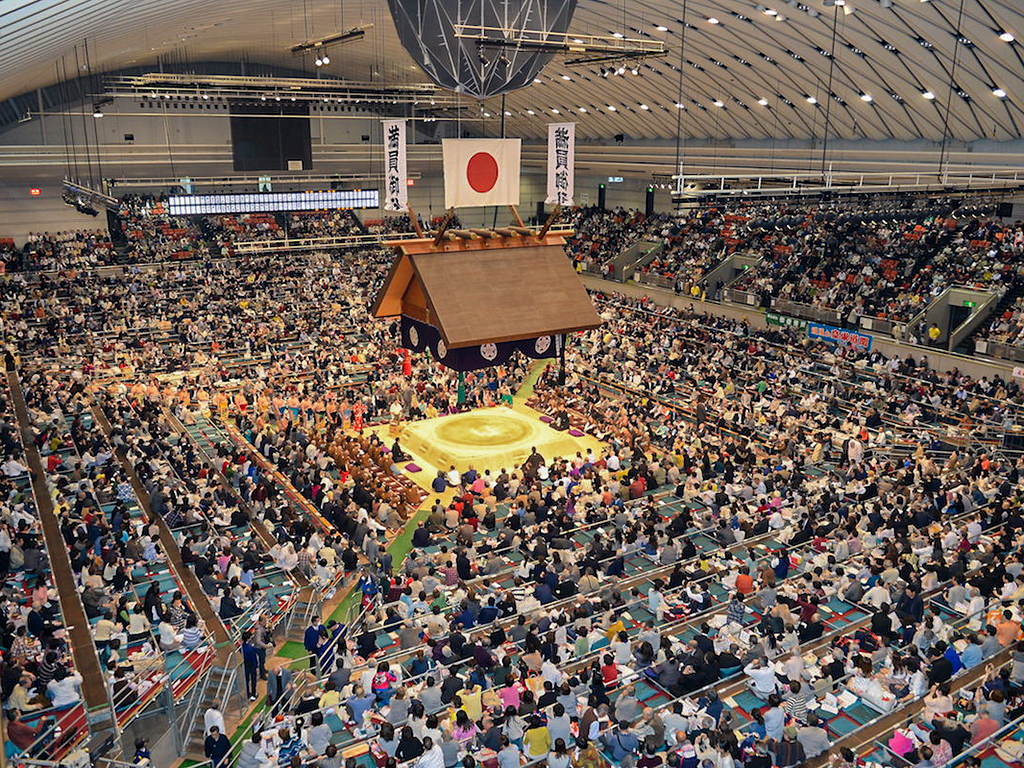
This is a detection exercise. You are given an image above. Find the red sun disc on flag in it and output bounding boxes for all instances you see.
[466,152,499,193]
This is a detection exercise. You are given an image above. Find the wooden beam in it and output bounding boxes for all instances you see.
[5,370,116,733]
[538,204,562,240]
[90,402,235,665]
[432,207,456,247]
[405,205,425,238]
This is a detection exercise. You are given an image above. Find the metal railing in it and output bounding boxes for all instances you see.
[772,297,848,327]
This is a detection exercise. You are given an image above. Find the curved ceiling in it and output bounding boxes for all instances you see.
[2,0,1023,142]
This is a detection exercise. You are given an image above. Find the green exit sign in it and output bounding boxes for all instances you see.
[964,300,976,308]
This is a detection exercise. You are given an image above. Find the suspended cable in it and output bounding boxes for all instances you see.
[818,3,840,178]
[937,0,967,179]
[672,0,688,196]
[84,39,105,187]
[60,56,81,185]
[55,61,73,183]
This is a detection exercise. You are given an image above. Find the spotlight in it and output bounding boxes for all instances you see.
[315,57,324,66]
[806,96,818,104]
[617,66,626,75]
[321,54,330,64]
[758,98,769,105]
[993,88,1007,98]
[999,31,1015,42]
[860,93,873,102]
[921,91,935,99]
[630,67,639,75]
[92,107,104,118]
[707,17,720,24]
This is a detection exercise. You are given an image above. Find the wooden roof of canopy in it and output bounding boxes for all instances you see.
[371,233,602,349]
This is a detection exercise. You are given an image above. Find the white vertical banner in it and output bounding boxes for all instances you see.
[545,122,575,206]
[383,119,408,211]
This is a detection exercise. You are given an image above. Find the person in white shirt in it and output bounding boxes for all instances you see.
[863,583,890,609]
[415,737,444,768]
[205,704,226,736]
[744,659,779,698]
[47,670,83,708]
[159,620,181,651]
[2,458,28,477]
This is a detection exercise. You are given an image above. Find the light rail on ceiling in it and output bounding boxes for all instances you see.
[451,26,666,65]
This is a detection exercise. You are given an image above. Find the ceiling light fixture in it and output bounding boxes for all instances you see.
[860,93,873,102]
[552,108,560,113]
[640,103,650,110]
[612,31,624,38]
[607,105,617,111]
[713,100,725,107]
[921,90,935,99]
[707,17,720,24]
[806,96,817,104]
[1000,31,1015,42]
[656,24,668,31]
[758,98,769,105]
[526,109,535,114]
[561,74,572,80]
[993,87,1007,98]
[764,8,778,15]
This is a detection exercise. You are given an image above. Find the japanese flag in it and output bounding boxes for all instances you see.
[442,138,521,209]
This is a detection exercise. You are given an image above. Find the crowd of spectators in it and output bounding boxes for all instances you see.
[4,199,1024,768]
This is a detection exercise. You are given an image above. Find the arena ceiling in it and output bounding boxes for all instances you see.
[2,0,1023,142]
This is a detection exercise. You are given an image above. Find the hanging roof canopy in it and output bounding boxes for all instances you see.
[372,234,601,349]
